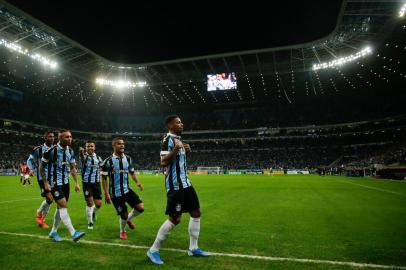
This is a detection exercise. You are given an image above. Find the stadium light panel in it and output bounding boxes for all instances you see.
[312,47,372,71]
[400,2,406,17]
[95,77,147,89]
[0,37,58,69]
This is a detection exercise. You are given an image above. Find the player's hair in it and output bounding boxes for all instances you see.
[112,137,124,145]
[44,130,54,137]
[165,115,179,127]
[58,129,70,134]
[86,140,96,145]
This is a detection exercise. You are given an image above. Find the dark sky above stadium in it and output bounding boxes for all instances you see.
[7,0,343,64]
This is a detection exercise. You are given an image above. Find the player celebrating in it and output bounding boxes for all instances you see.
[20,162,30,186]
[40,129,85,242]
[147,115,209,265]
[27,131,55,228]
[101,137,144,240]
[79,141,103,229]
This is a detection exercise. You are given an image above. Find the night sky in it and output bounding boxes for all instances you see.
[7,0,343,63]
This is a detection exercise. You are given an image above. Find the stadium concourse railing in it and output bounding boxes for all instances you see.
[1,115,406,143]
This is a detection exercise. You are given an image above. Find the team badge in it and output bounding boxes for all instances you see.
[85,190,89,195]
[176,204,182,212]
[117,206,122,212]
[54,191,59,197]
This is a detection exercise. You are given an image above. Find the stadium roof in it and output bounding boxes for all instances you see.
[0,0,405,110]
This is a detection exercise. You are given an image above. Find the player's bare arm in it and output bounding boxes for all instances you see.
[39,161,49,190]
[102,174,111,204]
[130,172,144,191]
[70,163,80,192]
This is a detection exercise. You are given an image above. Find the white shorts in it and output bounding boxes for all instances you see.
[24,174,29,180]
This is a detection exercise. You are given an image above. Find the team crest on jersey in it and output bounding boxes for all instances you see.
[85,190,89,195]
[54,191,59,197]
[175,204,182,212]
[117,206,122,212]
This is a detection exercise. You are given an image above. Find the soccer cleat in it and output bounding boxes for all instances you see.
[120,231,128,240]
[72,231,85,242]
[36,212,43,226]
[187,248,210,257]
[41,222,50,229]
[87,223,94,230]
[127,220,136,230]
[49,232,62,242]
[147,250,164,265]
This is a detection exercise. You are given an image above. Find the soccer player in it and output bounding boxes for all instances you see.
[40,129,85,242]
[101,137,144,240]
[27,131,55,228]
[20,162,30,186]
[147,115,209,265]
[79,141,103,229]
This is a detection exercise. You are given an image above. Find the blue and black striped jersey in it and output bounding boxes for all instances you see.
[42,143,76,187]
[160,133,191,192]
[101,153,135,198]
[27,143,52,181]
[81,153,102,183]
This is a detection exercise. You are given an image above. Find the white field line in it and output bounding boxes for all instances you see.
[0,231,405,269]
[337,180,406,198]
[0,198,38,204]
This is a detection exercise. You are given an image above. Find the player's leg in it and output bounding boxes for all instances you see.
[50,185,85,241]
[147,190,182,265]
[84,183,95,229]
[186,187,209,257]
[36,181,53,228]
[112,196,129,240]
[125,189,144,229]
[85,196,95,229]
[92,183,103,222]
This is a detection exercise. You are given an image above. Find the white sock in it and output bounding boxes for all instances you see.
[86,206,93,224]
[150,219,175,252]
[37,200,47,214]
[50,209,61,234]
[42,202,51,220]
[189,217,200,250]
[120,218,127,233]
[127,209,141,221]
[59,208,75,236]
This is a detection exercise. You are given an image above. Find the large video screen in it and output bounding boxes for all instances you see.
[207,72,237,91]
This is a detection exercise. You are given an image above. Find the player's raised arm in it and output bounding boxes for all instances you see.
[27,149,36,176]
[161,140,182,166]
[40,151,51,194]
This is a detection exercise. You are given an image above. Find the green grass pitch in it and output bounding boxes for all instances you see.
[0,174,406,270]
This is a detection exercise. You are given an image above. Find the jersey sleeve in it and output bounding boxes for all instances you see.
[41,148,52,164]
[160,137,171,156]
[27,148,37,170]
[128,156,135,173]
[69,149,76,165]
[100,158,109,175]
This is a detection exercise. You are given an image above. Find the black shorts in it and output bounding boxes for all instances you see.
[51,184,70,202]
[38,180,46,197]
[166,186,200,216]
[111,189,142,216]
[83,182,102,200]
